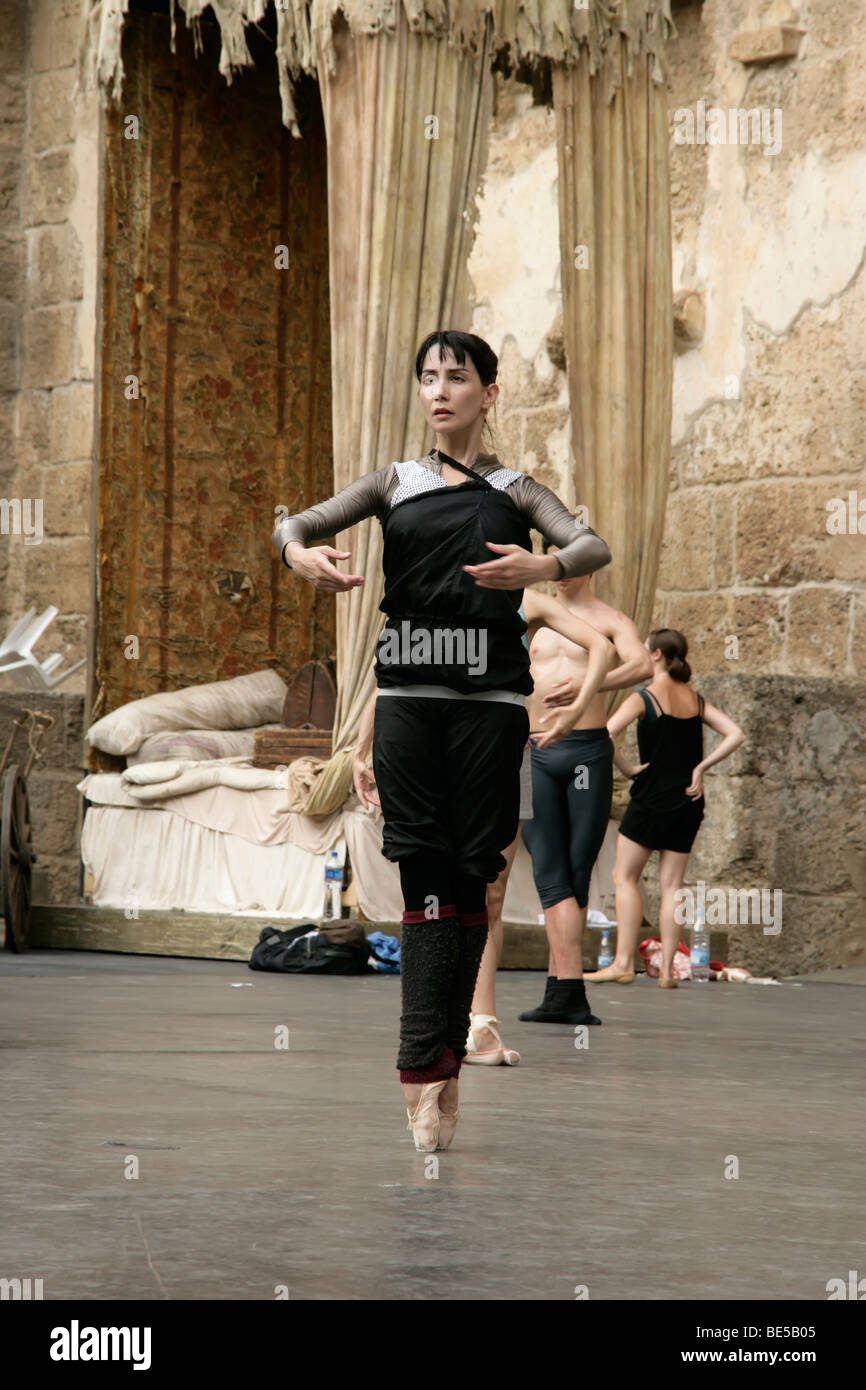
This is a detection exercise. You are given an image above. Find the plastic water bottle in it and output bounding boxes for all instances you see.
[690,910,710,982]
[597,928,613,971]
[323,850,342,919]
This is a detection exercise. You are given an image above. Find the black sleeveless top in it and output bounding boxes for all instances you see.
[374,451,533,694]
[629,687,705,814]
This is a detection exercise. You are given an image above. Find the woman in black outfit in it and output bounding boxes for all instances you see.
[271,330,611,1149]
[603,630,745,986]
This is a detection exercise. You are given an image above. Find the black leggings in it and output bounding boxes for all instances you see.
[372,695,529,1071]
[521,728,613,909]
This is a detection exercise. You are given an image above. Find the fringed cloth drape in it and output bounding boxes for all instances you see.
[302,15,494,812]
[82,2,673,137]
[81,1,675,815]
[553,38,673,713]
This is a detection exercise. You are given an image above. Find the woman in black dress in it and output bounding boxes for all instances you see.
[271,329,612,1149]
[602,630,745,986]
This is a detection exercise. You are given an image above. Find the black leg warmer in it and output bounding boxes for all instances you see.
[445,923,490,1060]
[396,917,461,1071]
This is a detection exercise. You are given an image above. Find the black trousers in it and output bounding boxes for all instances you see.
[372,695,529,1068]
[521,728,613,909]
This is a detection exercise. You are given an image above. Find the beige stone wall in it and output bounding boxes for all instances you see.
[468,77,575,512]
[467,9,866,972]
[1,0,98,908]
[0,0,98,695]
[662,0,866,680]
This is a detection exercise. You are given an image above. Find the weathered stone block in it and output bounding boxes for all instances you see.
[21,305,77,388]
[0,232,23,300]
[657,487,714,591]
[0,301,19,390]
[725,893,865,977]
[25,148,76,225]
[676,403,751,487]
[660,593,728,675]
[29,68,76,151]
[47,381,94,461]
[522,407,572,492]
[27,770,81,854]
[24,534,91,612]
[774,782,866,895]
[0,0,26,74]
[0,71,24,134]
[32,855,81,906]
[730,25,804,66]
[42,460,91,535]
[723,593,786,673]
[18,388,51,457]
[853,596,866,677]
[711,492,736,588]
[786,587,850,675]
[736,480,837,586]
[28,222,84,305]
[30,0,84,74]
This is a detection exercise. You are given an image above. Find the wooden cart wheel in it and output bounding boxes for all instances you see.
[1,766,34,952]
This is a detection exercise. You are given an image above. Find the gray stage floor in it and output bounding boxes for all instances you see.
[0,950,862,1301]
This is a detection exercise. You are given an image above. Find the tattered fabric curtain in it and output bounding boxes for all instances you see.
[82,0,674,813]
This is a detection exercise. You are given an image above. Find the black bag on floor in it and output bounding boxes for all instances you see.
[248,919,375,976]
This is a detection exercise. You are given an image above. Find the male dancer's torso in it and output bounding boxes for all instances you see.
[526,593,624,731]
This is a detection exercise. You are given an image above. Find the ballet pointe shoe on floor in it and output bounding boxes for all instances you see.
[436,1075,460,1150]
[583,964,636,984]
[658,977,679,989]
[465,1013,521,1066]
[404,1080,449,1151]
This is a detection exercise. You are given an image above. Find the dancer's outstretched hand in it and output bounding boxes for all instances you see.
[286,544,365,592]
[463,542,554,588]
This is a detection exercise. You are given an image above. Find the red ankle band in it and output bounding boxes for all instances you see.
[457,909,489,928]
[399,1046,460,1084]
[401,904,457,925]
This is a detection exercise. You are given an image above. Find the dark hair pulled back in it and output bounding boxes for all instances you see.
[648,628,692,683]
[414,330,498,386]
[415,330,499,447]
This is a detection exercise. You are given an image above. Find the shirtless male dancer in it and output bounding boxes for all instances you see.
[518,540,652,1025]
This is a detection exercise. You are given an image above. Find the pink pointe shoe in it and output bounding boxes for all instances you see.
[465,1013,520,1067]
[436,1076,460,1150]
[405,1080,449,1152]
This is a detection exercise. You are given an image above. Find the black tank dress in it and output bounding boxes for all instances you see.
[374,454,533,693]
[618,687,706,853]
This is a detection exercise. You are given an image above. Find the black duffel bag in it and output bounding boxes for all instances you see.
[248,919,379,976]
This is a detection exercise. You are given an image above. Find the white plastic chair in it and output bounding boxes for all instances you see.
[0,606,85,690]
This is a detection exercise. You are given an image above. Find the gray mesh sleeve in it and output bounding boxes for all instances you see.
[271,468,392,567]
[512,477,612,579]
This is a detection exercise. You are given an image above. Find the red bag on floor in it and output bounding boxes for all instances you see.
[639,937,725,980]
[639,936,692,980]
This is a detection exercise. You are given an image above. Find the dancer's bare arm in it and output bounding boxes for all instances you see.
[523,591,615,746]
[599,613,654,691]
[543,610,652,706]
[685,702,745,798]
[605,692,648,778]
[352,690,380,810]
